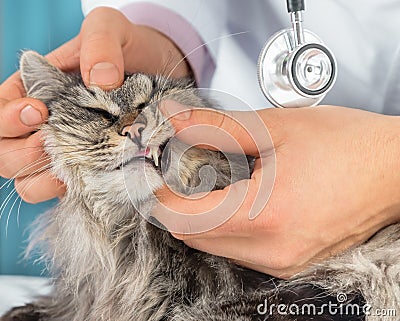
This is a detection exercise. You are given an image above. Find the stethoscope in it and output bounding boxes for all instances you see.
[258,0,337,108]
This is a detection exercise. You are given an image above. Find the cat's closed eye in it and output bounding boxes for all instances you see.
[137,102,147,110]
[89,107,118,122]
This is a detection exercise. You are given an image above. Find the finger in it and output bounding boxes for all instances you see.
[153,176,264,236]
[45,36,81,72]
[0,131,47,179]
[153,154,274,235]
[159,101,275,157]
[15,172,66,204]
[0,71,27,101]
[0,98,48,137]
[79,7,127,89]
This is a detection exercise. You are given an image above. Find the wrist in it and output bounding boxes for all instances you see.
[376,114,400,222]
[386,115,400,215]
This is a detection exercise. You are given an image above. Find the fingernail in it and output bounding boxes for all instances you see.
[89,62,120,86]
[20,105,43,126]
[161,101,192,121]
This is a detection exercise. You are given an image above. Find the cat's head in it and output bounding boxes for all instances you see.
[19,51,215,208]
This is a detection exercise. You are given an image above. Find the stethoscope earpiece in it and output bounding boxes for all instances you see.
[258,0,337,108]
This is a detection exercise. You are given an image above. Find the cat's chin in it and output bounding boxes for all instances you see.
[122,161,165,203]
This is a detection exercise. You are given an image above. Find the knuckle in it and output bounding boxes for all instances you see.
[86,6,120,20]
[48,50,69,71]
[82,8,125,40]
[85,30,112,44]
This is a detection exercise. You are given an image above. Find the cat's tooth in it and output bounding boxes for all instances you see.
[152,148,159,167]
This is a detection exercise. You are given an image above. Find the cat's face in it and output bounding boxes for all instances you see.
[19,51,209,206]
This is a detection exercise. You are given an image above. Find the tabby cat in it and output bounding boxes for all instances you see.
[2,51,400,321]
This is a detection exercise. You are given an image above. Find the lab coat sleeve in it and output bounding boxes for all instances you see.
[81,0,228,86]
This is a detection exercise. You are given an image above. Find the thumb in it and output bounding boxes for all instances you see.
[152,179,253,236]
[79,8,127,90]
[159,100,275,156]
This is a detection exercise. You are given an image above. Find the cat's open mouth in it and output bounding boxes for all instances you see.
[117,141,169,171]
[135,146,162,166]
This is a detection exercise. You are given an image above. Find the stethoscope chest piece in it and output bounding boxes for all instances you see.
[258,29,336,108]
[258,2,337,108]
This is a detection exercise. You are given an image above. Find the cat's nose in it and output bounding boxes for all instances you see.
[122,123,146,147]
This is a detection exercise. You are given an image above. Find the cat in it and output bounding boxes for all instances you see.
[2,51,399,321]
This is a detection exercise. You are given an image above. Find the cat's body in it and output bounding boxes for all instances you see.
[1,51,399,321]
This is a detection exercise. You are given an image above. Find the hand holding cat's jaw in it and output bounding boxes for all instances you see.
[154,104,400,278]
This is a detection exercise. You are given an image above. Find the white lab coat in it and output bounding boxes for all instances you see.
[82,0,400,115]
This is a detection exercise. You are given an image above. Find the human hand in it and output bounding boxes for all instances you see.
[153,102,400,279]
[0,7,190,203]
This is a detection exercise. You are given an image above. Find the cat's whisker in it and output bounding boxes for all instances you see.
[0,187,18,222]
[5,190,23,238]
[0,155,53,194]
[14,165,56,228]
[0,191,18,238]
[0,156,81,228]
[0,146,110,193]
[0,162,52,197]
[0,148,49,177]
[0,143,97,159]
[0,153,51,181]
[0,145,44,158]
[0,176,17,193]
[0,144,105,191]
[6,164,70,236]
[0,163,53,226]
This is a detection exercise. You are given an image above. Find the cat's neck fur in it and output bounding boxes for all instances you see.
[32,185,180,320]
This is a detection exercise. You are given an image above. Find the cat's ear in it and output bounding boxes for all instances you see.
[20,51,67,100]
